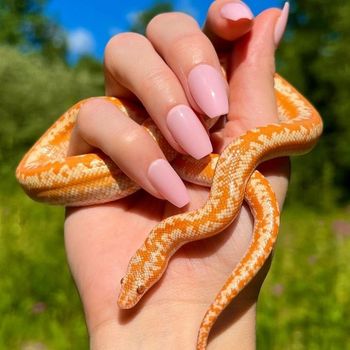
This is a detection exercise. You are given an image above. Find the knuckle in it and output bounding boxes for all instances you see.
[76,98,148,150]
[76,98,106,137]
[124,125,148,145]
[104,32,148,67]
[146,13,171,32]
[245,54,276,76]
[146,12,198,36]
[138,67,174,93]
[105,32,146,51]
[169,32,209,60]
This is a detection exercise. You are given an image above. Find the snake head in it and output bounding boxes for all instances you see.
[117,220,174,309]
[117,249,163,309]
[117,271,147,309]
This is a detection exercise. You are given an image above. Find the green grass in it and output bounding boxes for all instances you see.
[257,207,350,349]
[1,180,350,349]
[0,182,88,349]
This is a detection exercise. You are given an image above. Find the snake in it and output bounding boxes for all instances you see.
[16,74,322,349]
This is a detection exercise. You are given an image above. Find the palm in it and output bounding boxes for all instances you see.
[64,155,285,332]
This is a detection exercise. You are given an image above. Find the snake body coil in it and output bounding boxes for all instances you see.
[16,74,322,349]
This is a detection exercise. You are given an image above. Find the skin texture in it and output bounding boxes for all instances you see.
[31,3,296,350]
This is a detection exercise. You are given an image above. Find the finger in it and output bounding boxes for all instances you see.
[203,0,254,49]
[225,4,290,139]
[217,5,290,204]
[146,12,229,118]
[104,32,213,160]
[68,98,190,208]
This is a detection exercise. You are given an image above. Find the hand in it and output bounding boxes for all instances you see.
[64,1,290,349]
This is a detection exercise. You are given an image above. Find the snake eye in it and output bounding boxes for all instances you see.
[120,277,124,285]
[137,285,145,295]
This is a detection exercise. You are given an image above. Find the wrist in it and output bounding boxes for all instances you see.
[90,302,201,350]
[89,300,257,350]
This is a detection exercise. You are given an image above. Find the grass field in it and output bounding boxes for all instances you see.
[1,180,350,349]
[257,207,350,349]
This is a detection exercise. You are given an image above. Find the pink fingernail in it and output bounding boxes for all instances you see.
[147,159,190,208]
[220,1,254,21]
[167,105,213,159]
[274,2,290,46]
[188,64,229,118]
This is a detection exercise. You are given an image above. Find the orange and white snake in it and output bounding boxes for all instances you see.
[16,74,322,349]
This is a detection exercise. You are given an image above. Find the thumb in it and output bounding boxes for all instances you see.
[220,4,291,209]
[225,4,290,138]
[203,0,254,50]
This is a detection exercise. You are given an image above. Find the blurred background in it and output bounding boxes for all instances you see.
[0,0,349,349]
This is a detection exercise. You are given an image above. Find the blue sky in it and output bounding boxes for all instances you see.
[46,0,283,61]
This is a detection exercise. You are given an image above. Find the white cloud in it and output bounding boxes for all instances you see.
[67,28,95,56]
[126,11,142,25]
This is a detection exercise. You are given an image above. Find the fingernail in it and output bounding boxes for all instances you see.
[274,2,290,46]
[188,64,229,118]
[147,159,190,208]
[167,105,213,159]
[220,1,254,21]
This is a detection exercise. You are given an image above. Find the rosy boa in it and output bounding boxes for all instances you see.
[16,74,322,349]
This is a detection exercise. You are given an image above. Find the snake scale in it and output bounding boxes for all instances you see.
[16,74,322,349]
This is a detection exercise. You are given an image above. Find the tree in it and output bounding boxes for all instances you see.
[277,0,350,207]
[0,45,104,182]
[0,0,67,61]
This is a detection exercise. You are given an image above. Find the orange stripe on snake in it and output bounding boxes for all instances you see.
[16,74,323,349]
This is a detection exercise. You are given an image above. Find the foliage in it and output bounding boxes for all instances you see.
[0,0,350,350]
[277,0,350,208]
[0,45,104,182]
[0,190,88,349]
[0,0,350,348]
[0,0,67,61]
[258,208,350,349]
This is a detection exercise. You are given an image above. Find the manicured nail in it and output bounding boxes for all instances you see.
[274,2,290,46]
[167,105,213,159]
[188,64,229,118]
[147,159,190,208]
[220,1,254,21]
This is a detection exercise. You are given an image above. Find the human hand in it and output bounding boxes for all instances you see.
[64,1,290,349]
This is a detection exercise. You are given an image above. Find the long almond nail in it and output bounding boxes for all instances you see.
[188,64,229,118]
[147,159,190,208]
[220,1,254,21]
[167,105,213,159]
[274,2,290,46]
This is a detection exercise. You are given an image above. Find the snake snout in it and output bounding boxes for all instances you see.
[118,274,145,309]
